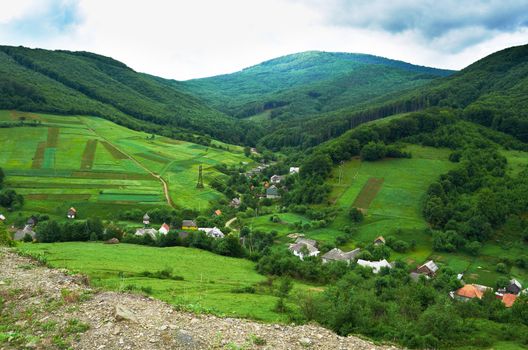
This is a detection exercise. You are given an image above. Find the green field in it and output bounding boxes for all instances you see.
[0,111,252,216]
[17,242,312,322]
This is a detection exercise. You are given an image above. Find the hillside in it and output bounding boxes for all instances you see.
[257,44,528,149]
[0,46,257,144]
[0,110,251,216]
[180,51,453,119]
[0,247,399,350]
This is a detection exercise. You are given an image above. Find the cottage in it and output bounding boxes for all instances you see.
[158,223,170,235]
[289,242,320,260]
[266,185,280,199]
[214,209,222,216]
[357,259,392,273]
[182,220,198,230]
[143,213,150,226]
[295,237,317,247]
[67,207,77,219]
[270,175,283,184]
[13,225,36,241]
[416,260,439,277]
[322,248,361,264]
[134,228,157,239]
[373,236,386,245]
[289,167,300,175]
[230,198,241,208]
[507,279,523,295]
[454,284,492,301]
[250,147,259,154]
[198,227,225,238]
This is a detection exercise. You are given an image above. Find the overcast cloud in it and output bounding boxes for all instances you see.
[0,0,526,79]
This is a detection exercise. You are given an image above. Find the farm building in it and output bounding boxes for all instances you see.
[143,213,150,225]
[198,227,225,238]
[135,228,157,239]
[501,293,518,308]
[357,259,392,273]
[158,223,170,235]
[322,248,361,264]
[289,167,300,174]
[507,279,523,295]
[67,207,77,219]
[270,175,284,184]
[13,225,36,241]
[182,220,198,230]
[373,236,385,245]
[289,241,320,260]
[266,185,280,199]
[416,260,439,277]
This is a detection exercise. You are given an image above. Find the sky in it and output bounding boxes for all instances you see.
[0,0,527,80]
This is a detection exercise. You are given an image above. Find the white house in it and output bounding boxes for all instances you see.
[289,167,300,174]
[322,248,361,264]
[289,241,320,260]
[158,223,170,235]
[0,214,5,221]
[270,175,283,184]
[198,227,225,238]
[135,228,157,240]
[357,259,392,273]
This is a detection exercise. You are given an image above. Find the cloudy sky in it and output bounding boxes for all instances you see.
[0,0,527,80]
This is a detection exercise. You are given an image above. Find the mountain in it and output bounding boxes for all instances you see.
[257,44,528,149]
[179,51,454,120]
[0,46,256,144]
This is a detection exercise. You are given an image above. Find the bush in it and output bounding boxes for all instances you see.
[348,207,364,222]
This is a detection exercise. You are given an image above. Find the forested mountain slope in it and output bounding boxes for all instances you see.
[180,51,453,119]
[0,46,257,144]
[257,44,528,150]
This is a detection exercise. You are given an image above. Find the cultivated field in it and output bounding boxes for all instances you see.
[18,242,310,322]
[0,111,252,217]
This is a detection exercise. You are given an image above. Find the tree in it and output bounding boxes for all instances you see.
[348,207,364,222]
[36,220,61,243]
[0,167,4,188]
[360,141,386,161]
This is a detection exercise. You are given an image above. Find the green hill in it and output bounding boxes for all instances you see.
[180,51,453,119]
[0,46,257,144]
[257,44,528,149]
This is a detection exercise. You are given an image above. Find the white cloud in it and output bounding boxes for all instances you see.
[0,0,526,79]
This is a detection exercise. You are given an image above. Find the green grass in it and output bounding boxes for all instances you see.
[0,111,252,216]
[17,242,309,322]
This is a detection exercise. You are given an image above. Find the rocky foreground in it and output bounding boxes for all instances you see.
[0,248,401,349]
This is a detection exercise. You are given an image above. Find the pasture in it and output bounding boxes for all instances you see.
[0,110,252,217]
[17,242,310,322]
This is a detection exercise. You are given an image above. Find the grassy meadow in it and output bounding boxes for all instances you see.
[17,242,313,322]
[0,110,251,217]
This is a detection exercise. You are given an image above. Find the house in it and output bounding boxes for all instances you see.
[507,279,523,295]
[373,236,385,245]
[289,242,320,260]
[230,198,241,208]
[0,214,5,221]
[270,175,283,184]
[134,228,157,239]
[182,220,198,230]
[357,259,392,273]
[266,185,280,199]
[27,216,37,227]
[67,207,77,219]
[214,209,222,216]
[295,237,317,247]
[289,167,300,175]
[143,213,150,226]
[13,225,36,241]
[198,227,225,238]
[502,293,518,308]
[322,248,361,264]
[158,223,170,235]
[416,260,439,277]
[250,147,259,154]
[454,284,492,301]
